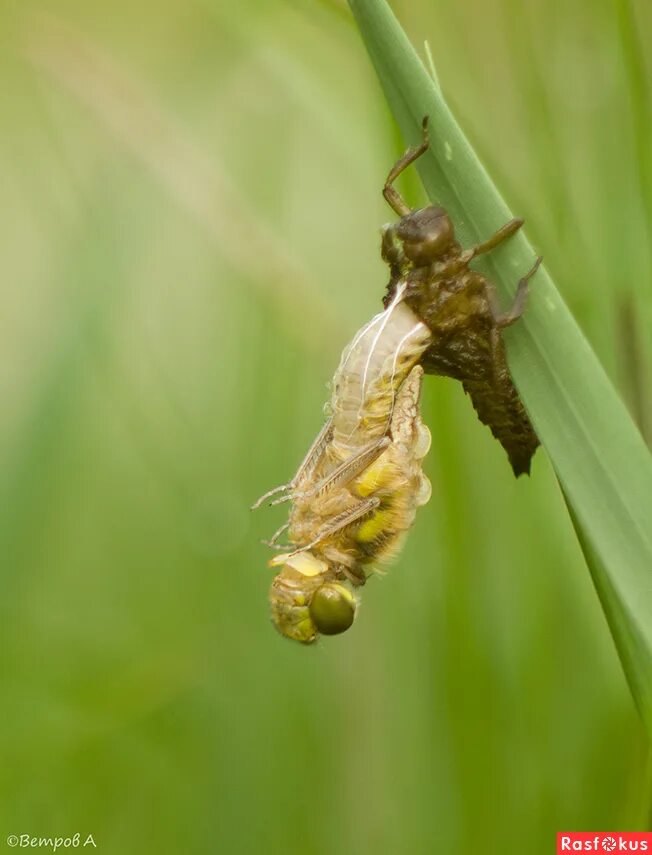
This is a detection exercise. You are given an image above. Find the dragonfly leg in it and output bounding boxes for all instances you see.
[383,116,430,217]
[251,418,333,509]
[271,436,391,506]
[490,256,542,329]
[251,482,291,510]
[284,497,381,559]
[262,521,290,549]
[311,436,390,496]
[468,217,524,259]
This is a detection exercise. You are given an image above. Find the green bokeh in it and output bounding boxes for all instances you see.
[1,1,650,852]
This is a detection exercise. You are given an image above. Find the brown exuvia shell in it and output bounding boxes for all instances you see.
[381,117,541,477]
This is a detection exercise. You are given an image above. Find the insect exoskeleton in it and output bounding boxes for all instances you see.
[268,552,356,644]
[380,116,542,477]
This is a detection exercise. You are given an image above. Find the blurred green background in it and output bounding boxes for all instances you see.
[2,0,651,852]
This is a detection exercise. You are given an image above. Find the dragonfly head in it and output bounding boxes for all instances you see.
[268,552,356,644]
[395,205,455,266]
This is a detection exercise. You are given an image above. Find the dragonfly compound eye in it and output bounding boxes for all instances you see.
[309,583,356,636]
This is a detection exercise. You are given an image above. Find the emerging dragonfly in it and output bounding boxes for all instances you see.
[252,283,434,643]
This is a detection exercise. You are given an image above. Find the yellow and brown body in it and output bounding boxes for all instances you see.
[268,364,431,643]
[261,293,433,644]
[288,365,431,576]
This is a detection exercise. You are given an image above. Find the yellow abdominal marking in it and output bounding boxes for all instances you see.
[357,508,393,542]
[355,456,395,497]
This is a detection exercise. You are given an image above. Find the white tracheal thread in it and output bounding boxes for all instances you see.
[332,286,430,446]
[329,288,406,444]
[334,297,396,382]
[368,320,429,443]
[346,320,427,445]
[389,322,429,396]
[358,280,408,413]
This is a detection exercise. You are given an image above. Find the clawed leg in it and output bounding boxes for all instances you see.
[262,521,290,550]
[468,217,524,260]
[270,435,391,506]
[251,418,333,509]
[283,496,381,559]
[383,116,430,217]
[251,482,291,510]
[492,255,543,329]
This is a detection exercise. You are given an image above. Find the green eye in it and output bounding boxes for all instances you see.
[309,584,356,636]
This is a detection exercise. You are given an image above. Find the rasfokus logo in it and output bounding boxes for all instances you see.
[557,833,652,853]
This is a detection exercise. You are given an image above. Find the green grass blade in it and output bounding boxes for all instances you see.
[349,0,652,729]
